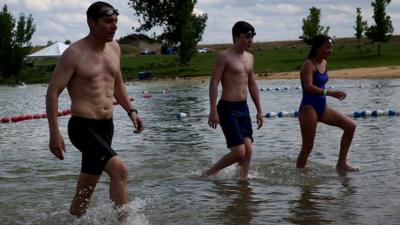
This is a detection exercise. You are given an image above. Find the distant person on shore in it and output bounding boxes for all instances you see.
[297,34,358,172]
[203,21,263,179]
[45,1,144,219]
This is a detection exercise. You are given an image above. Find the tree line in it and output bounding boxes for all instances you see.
[300,0,393,55]
[0,0,395,83]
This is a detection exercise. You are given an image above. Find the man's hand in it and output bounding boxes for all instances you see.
[49,133,66,160]
[130,112,144,133]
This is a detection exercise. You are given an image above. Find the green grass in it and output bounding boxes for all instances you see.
[3,37,400,84]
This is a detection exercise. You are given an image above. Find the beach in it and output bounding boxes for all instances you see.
[168,66,400,83]
[257,66,400,80]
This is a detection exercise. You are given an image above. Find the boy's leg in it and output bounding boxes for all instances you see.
[237,137,253,179]
[69,173,101,217]
[204,144,246,176]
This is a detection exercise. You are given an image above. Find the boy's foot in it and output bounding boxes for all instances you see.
[236,167,249,180]
[336,164,360,172]
[201,169,210,177]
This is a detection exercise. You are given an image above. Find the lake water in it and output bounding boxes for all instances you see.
[1,78,400,225]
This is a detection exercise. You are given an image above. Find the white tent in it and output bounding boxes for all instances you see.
[26,42,69,60]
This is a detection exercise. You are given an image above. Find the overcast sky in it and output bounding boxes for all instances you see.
[2,0,400,46]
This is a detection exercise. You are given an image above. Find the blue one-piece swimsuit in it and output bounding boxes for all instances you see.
[299,63,329,118]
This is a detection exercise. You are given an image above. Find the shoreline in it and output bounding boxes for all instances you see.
[145,66,400,83]
[257,66,400,80]
[2,66,400,86]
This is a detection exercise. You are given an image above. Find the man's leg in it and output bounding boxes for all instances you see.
[104,156,129,217]
[69,173,101,217]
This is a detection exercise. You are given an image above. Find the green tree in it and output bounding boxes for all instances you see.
[299,7,329,45]
[0,4,35,82]
[128,0,207,65]
[354,8,368,40]
[365,0,394,55]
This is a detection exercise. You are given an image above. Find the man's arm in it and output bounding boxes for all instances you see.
[112,43,144,133]
[247,54,263,129]
[208,53,225,129]
[45,47,76,160]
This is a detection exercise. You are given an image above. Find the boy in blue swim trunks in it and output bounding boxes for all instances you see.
[203,21,263,179]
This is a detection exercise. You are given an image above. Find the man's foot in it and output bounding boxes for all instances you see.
[117,209,129,221]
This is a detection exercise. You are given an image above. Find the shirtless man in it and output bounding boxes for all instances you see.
[203,21,263,179]
[45,1,144,218]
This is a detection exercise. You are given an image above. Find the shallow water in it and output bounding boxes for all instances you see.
[1,78,400,225]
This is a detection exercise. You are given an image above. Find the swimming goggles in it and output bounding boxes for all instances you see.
[240,31,256,39]
[99,8,119,17]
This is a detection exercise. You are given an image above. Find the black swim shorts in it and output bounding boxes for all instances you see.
[68,116,117,175]
[217,100,253,148]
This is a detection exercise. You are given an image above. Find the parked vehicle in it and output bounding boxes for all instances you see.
[197,47,212,53]
[139,48,156,55]
[161,45,177,55]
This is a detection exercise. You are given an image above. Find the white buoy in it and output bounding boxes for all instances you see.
[265,112,277,118]
[288,110,299,117]
[364,110,372,117]
[176,112,187,119]
[277,111,289,117]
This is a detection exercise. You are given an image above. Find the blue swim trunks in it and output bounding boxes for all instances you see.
[217,100,253,148]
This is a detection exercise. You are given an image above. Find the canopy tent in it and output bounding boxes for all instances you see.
[25,42,69,60]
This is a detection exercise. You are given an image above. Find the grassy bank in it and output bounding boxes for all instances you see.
[4,36,400,84]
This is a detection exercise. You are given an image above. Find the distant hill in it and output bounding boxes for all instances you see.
[198,35,400,52]
[118,33,159,45]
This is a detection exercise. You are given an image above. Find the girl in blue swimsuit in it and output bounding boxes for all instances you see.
[297,35,359,172]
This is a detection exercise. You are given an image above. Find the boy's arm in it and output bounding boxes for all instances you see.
[247,54,263,129]
[208,53,225,128]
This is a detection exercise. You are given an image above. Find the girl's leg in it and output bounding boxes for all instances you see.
[297,106,318,169]
[319,106,359,171]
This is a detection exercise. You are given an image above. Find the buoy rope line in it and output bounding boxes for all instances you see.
[1,99,133,124]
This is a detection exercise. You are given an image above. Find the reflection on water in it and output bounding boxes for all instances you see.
[287,185,332,225]
[214,180,255,225]
[1,79,400,224]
